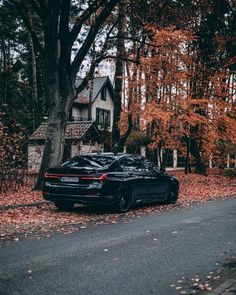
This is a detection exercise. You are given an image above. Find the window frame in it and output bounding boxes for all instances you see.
[101,87,107,101]
[96,108,111,127]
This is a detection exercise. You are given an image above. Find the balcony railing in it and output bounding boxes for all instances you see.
[71,116,89,122]
[70,116,111,130]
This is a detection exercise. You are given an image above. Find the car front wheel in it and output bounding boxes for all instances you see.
[115,185,132,213]
[54,201,74,211]
[166,189,178,204]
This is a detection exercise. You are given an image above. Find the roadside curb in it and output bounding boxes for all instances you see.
[202,269,236,294]
[0,201,50,211]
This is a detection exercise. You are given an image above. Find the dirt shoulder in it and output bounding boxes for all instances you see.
[0,171,236,242]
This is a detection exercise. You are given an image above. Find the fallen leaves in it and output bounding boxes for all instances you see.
[176,171,236,206]
[0,171,236,242]
[171,272,219,294]
[0,186,42,207]
[171,255,236,295]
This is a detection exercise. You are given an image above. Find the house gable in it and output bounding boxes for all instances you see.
[74,76,114,105]
[72,76,114,130]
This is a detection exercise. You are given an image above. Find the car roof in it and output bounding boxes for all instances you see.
[80,152,142,159]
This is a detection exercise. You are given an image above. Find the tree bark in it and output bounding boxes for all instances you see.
[28,10,38,130]
[112,0,125,149]
[185,137,191,175]
[35,1,73,189]
[190,139,207,174]
[0,27,9,104]
[35,71,73,189]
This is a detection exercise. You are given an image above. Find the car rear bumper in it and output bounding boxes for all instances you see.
[43,192,115,205]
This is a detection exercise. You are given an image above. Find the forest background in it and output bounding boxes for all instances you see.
[0,0,236,191]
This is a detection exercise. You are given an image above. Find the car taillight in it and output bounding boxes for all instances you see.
[80,174,107,181]
[44,173,59,179]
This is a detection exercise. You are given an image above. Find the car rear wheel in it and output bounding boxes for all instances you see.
[115,185,132,213]
[166,189,178,204]
[54,201,74,211]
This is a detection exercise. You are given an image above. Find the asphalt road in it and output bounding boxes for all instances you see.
[0,198,236,295]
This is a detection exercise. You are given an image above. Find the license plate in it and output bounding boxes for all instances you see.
[60,176,79,183]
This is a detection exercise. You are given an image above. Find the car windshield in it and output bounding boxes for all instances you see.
[62,155,115,168]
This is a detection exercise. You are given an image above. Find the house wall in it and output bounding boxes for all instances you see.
[71,142,103,156]
[72,105,88,120]
[72,83,114,130]
[28,144,44,172]
[91,88,114,131]
[28,142,104,172]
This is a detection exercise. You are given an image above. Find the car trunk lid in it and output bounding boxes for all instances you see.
[44,166,107,186]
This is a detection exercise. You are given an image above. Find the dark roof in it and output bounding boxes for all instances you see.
[29,121,99,141]
[75,76,113,104]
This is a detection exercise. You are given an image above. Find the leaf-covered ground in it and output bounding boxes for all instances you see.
[0,171,236,242]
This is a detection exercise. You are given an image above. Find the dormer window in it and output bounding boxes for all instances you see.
[96,108,110,127]
[101,87,106,101]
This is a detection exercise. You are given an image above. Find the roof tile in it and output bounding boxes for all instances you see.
[29,121,95,140]
[75,76,109,104]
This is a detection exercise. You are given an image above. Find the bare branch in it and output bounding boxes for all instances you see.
[69,1,104,48]
[44,1,61,57]
[29,0,45,22]
[59,0,70,44]
[75,54,105,98]
[71,0,120,77]
[12,0,45,56]
[38,0,47,12]
[105,54,140,64]
[108,34,162,49]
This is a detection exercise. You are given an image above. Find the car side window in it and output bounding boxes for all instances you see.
[119,156,152,173]
[142,158,159,173]
[119,157,143,172]
[119,157,134,172]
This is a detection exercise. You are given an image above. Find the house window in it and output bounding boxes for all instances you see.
[101,87,106,101]
[96,108,110,127]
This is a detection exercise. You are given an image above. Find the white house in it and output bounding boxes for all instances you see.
[72,76,114,131]
[28,76,114,171]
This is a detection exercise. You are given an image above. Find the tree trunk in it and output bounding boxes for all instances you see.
[28,9,38,130]
[185,137,191,175]
[112,0,125,149]
[0,29,9,104]
[34,43,74,190]
[190,139,207,174]
[195,153,207,174]
[34,38,74,189]
[35,80,72,190]
[158,146,163,169]
[28,34,38,130]
[114,60,133,152]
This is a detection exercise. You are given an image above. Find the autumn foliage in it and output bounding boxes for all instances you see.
[120,24,236,172]
[0,107,26,192]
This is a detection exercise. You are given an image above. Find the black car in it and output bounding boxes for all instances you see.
[43,153,179,213]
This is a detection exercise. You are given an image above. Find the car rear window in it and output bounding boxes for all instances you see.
[82,155,115,166]
[63,155,115,168]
